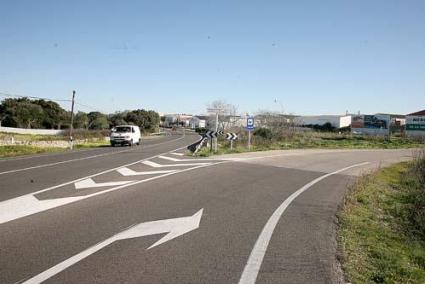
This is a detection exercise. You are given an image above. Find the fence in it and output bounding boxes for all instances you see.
[0,126,65,136]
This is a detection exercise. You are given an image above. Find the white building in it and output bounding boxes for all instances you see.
[294,115,352,128]
[189,116,206,129]
[406,110,425,138]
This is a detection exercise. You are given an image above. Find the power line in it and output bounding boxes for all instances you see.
[0,91,71,103]
[0,91,105,113]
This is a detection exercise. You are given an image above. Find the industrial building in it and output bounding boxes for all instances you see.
[294,115,352,128]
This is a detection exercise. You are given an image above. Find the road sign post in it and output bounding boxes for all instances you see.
[225,132,238,150]
[246,116,255,150]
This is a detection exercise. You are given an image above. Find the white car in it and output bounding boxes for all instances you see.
[110,125,142,147]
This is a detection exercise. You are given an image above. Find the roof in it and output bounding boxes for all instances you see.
[376,113,406,118]
[408,110,425,116]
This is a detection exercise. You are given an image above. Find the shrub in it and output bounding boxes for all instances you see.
[253,128,273,140]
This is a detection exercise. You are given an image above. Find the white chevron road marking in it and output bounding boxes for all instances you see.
[158,155,217,162]
[74,178,134,189]
[117,167,177,176]
[142,160,211,168]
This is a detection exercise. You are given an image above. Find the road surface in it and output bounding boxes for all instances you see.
[0,132,414,283]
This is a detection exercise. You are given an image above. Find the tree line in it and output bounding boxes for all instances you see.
[0,97,160,133]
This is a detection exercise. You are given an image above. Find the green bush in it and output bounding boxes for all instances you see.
[253,128,273,140]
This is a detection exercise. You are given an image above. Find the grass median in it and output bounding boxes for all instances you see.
[197,132,424,157]
[338,151,425,283]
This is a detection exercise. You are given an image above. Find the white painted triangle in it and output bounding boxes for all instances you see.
[117,167,177,176]
[142,160,211,168]
[74,178,134,189]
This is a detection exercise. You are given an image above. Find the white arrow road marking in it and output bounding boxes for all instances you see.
[117,167,177,176]
[23,209,204,284]
[157,155,217,162]
[238,162,370,284]
[142,160,211,168]
[0,162,226,224]
[74,178,134,189]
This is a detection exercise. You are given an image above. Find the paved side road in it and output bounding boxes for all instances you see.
[0,147,413,283]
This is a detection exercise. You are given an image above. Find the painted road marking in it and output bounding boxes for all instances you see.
[23,209,204,284]
[74,178,134,189]
[117,167,177,176]
[157,155,217,162]
[142,160,211,168]
[0,135,187,176]
[238,162,370,284]
[0,139,199,201]
[171,153,185,156]
[0,162,225,224]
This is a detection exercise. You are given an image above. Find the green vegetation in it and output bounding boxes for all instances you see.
[0,145,67,158]
[338,152,425,283]
[196,130,424,156]
[0,97,160,133]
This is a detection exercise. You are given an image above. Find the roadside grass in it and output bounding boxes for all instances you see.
[196,132,424,156]
[338,152,425,283]
[0,145,67,158]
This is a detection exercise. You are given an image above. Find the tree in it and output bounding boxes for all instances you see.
[87,112,109,130]
[108,112,128,127]
[125,109,160,132]
[206,100,238,130]
[33,99,67,129]
[73,111,89,129]
[15,101,44,128]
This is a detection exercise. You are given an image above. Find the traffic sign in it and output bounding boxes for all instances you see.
[225,133,238,141]
[205,130,217,139]
[246,117,255,130]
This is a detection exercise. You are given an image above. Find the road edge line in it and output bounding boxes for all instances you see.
[238,161,370,284]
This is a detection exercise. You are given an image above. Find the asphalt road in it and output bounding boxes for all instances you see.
[0,134,414,284]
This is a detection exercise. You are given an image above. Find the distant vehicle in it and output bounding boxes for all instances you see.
[110,125,142,147]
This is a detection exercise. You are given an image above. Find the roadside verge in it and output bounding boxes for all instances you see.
[337,151,425,283]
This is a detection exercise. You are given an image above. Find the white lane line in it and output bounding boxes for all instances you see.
[0,161,227,224]
[74,178,134,189]
[238,162,370,284]
[158,155,218,162]
[143,160,212,168]
[117,167,177,176]
[22,209,203,284]
[171,153,185,156]
[0,135,188,175]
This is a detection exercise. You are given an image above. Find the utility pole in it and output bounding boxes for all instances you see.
[215,112,218,152]
[69,90,75,150]
[207,107,225,152]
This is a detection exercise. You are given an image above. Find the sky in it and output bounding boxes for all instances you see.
[1,0,424,116]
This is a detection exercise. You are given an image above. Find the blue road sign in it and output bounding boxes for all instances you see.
[246,116,255,131]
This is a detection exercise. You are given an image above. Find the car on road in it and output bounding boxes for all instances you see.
[110,125,142,147]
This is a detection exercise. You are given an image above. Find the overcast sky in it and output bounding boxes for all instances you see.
[1,0,424,115]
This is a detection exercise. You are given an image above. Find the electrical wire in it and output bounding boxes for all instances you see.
[0,91,106,113]
[0,91,71,102]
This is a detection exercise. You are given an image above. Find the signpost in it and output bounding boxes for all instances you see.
[205,130,218,152]
[246,116,255,150]
[225,132,238,150]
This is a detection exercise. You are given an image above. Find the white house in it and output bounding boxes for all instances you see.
[189,116,206,129]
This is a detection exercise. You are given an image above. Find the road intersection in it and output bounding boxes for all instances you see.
[0,132,414,283]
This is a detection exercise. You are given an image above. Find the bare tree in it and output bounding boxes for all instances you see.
[206,100,239,131]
